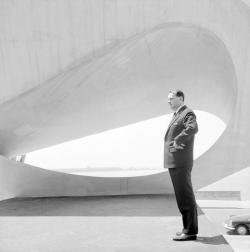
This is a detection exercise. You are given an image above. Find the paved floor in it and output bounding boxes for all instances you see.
[0,195,234,252]
[197,200,250,252]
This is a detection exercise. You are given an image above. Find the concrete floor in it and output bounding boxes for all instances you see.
[198,200,250,252]
[0,195,234,252]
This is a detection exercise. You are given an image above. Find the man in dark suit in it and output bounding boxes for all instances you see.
[164,89,198,241]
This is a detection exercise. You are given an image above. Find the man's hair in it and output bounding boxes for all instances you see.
[169,89,185,101]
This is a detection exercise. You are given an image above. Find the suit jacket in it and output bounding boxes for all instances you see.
[164,105,198,168]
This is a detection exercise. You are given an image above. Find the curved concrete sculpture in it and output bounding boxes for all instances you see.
[0,155,173,200]
[0,0,250,199]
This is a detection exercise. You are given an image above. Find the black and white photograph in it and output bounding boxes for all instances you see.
[0,0,249,251]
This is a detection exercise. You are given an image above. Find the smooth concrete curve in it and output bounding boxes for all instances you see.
[1,0,250,199]
[0,23,236,156]
[0,155,172,200]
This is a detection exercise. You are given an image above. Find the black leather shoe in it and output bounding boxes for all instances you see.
[173,233,197,241]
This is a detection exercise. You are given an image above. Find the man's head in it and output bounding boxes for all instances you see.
[168,90,185,111]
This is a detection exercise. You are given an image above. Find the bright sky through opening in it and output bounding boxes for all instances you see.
[25,111,226,173]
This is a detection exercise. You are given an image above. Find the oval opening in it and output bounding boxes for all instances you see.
[24,110,226,177]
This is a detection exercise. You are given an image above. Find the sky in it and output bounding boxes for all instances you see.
[25,110,226,172]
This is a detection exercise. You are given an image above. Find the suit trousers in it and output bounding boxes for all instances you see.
[169,165,198,235]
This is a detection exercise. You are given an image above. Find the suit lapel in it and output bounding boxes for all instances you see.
[168,112,180,128]
[166,105,187,134]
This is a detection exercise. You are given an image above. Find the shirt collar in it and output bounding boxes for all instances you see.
[175,104,185,115]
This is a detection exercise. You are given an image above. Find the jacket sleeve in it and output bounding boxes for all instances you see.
[174,112,198,145]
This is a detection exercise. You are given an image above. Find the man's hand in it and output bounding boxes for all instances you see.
[173,141,185,150]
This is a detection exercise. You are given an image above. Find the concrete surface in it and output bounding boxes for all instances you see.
[0,155,176,201]
[0,195,233,252]
[198,167,250,201]
[198,200,250,252]
[0,154,242,202]
[0,0,250,201]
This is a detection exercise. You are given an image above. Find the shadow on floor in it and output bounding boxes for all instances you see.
[196,235,228,245]
[0,194,204,217]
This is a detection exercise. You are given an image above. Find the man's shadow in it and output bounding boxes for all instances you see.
[195,235,228,245]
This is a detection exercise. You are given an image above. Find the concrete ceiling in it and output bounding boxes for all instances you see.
[0,22,236,157]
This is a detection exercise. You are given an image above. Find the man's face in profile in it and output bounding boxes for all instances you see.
[168,92,182,111]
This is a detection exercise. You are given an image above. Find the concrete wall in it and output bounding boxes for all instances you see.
[0,155,173,201]
[0,23,236,156]
[1,0,250,199]
[198,166,250,201]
